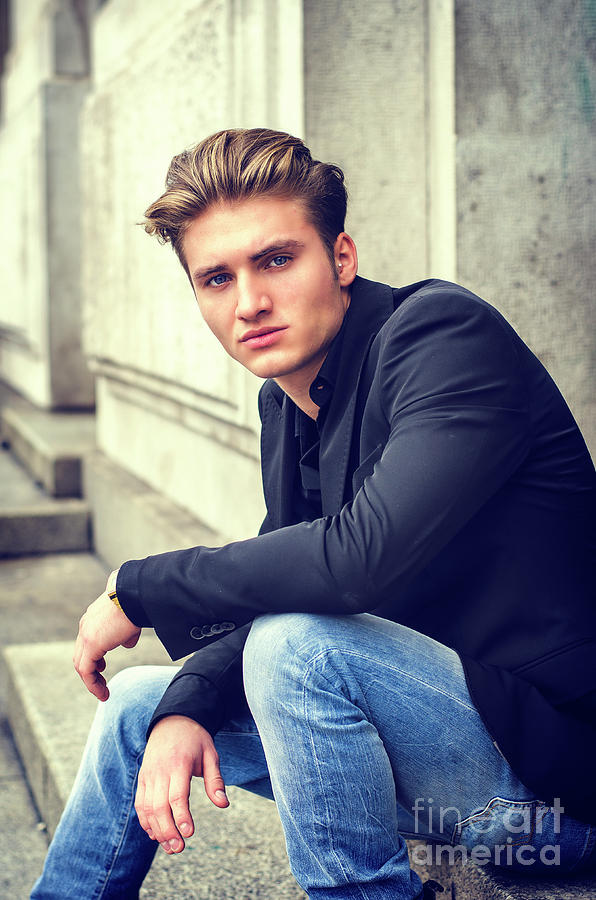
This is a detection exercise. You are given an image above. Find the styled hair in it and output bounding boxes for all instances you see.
[143,128,347,271]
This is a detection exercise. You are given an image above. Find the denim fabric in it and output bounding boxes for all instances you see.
[31,614,595,899]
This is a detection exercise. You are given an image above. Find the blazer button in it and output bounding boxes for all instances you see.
[190,626,208,641]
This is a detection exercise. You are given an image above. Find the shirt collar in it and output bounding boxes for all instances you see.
[308,311,349,410]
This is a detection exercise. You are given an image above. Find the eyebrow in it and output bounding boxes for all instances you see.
[192,239,306,283]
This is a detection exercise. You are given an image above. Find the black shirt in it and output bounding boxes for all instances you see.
[292,318,346,523]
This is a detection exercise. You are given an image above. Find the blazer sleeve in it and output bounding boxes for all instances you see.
[116,288,532,660]
[147,624,251,737]
[140,385,277,735]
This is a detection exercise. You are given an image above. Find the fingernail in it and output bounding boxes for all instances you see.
[168,838,180,851]
[215,790,228,802]
[161,841,171,853]
[180,822,191,836]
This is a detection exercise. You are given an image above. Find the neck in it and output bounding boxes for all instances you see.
[274,362,322,420]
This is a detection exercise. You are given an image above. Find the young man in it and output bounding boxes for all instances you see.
[33,129,596,899]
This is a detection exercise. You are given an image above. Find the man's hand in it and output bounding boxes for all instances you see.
[73,592,141,700]
[135,715,229,854]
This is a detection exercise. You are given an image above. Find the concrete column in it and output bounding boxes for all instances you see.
[304,0,456,287]
[0,0,95,409]
[455,0,595,451]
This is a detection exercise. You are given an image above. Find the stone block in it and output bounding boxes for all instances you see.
[1,405,95,497]
[0,501,90,557]
[2,638,306,899]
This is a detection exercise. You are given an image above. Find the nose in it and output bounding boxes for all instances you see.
[235,275,272,320]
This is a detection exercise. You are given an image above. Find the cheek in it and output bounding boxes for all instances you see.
[197,303,230,343]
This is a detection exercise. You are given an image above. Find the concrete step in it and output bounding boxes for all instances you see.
[0,448,90,555]
[0,400,95,498]
[3,638,306,899]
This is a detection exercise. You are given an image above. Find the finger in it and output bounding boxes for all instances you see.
[168,770,195,842]
[134,778,153,839]
[202,745,229,808]
[77,653,109,701]
[146,779,185,852]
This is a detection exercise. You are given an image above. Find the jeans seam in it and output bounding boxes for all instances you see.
[299,655,370,900]
[95,749,144,900]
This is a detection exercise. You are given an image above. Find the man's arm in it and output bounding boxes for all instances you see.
[113,290,531,659]
[76,288,531,669]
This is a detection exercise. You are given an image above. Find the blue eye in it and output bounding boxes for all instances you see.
[208,273,230,287]
[268,255,290,268]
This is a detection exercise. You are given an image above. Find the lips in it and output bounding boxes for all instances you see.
[240,326,287,348]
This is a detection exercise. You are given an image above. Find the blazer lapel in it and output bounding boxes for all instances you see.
[319,277,395,515]
[260,384,297,529]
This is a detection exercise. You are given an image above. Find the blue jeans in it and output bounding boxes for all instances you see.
[32,614,596,899]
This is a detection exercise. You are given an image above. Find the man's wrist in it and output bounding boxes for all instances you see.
[106,568,123,612]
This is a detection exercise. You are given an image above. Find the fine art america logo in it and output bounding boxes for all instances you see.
[408,796,565,868]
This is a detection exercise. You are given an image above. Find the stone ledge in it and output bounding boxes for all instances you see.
[2,639,305,899]
[1,404,95,498]
[0,445,91,556]
[0,501,90,556]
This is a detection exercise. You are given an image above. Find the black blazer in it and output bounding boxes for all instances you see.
[119,276,596,823]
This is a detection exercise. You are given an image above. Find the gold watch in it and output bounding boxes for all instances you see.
[106,568,123,612]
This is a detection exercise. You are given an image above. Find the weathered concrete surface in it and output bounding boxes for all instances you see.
[4,639,306,899]
[305,0,432,285]
[0,718,49,900]
[0,550,108,715]
[0,448,90,556]
[455,0,596,453]
[0,545,109,897]
[83,449,221,572]
[80,0,284,541]
[1,404,95,497]
[0,0,95,409]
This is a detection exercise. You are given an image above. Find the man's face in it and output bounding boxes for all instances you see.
[183,196,353,396]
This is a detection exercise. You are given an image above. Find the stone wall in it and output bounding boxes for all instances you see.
[455,0,596,450]
[81,0,304,540]
[0,0,94,409]
[305,0,594,451]
[0,0,593,546]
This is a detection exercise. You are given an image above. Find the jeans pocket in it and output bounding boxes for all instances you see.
[452,797,595,872]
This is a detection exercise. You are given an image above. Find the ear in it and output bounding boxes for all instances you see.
[333,232,358,290]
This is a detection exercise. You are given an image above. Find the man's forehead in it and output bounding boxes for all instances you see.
[183,195,316,270]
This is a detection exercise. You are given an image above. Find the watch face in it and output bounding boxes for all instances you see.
[106,569,118,597]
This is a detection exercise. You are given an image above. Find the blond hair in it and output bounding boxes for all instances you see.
[143,128,347,271]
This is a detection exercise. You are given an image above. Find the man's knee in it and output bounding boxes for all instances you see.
[94,665,177,745]
[243,612,335,704]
